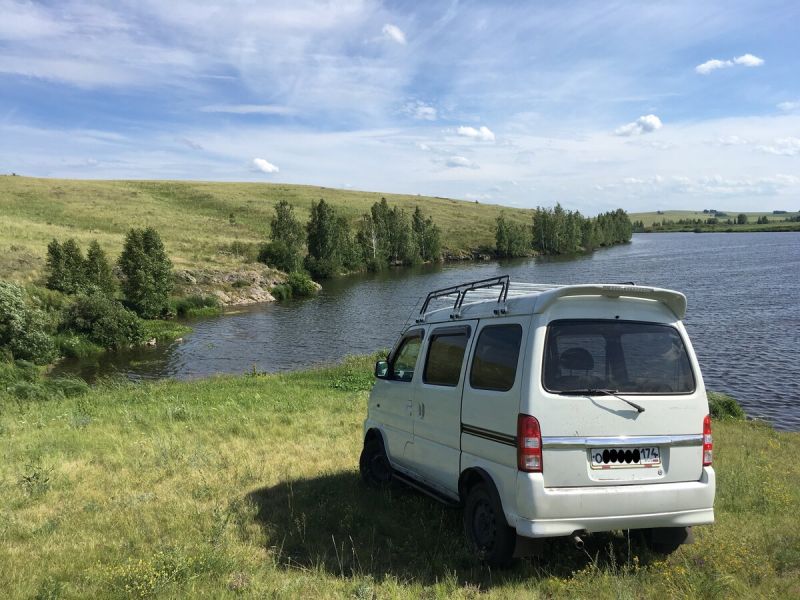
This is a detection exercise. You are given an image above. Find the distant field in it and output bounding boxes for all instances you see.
[630,209,800,228]
[0,176,531,283]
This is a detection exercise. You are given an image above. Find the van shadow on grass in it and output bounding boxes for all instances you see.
[247,471,657,586]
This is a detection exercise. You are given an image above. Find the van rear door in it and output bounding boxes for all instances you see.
[533,318,707,488]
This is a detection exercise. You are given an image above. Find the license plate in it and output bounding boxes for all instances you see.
[590,446,661,469]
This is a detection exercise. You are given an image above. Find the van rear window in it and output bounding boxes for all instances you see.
[543,320,695,394]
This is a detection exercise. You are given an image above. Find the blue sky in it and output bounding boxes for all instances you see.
[1,0,799,212]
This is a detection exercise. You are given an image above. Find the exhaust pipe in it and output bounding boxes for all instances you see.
[572,534,585,551]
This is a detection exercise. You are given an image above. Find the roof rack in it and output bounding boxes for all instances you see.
[414,277,687,322]
[417,275,510,322]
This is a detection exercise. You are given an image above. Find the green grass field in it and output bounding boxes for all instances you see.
[630,210,800,231]
[0,176,531,284]
[1,356,798,599]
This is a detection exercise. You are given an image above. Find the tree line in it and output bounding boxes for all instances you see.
[0,228,180,366]
[633,212,800,232]
[259,198,442,279]
[46,228,173,319]
[495,205,632,258]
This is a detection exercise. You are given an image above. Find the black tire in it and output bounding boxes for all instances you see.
[463,482,516,568]
[359,437,392,488]
[643,527,690,555]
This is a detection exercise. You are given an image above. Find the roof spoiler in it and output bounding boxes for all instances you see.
[533,284,687,319]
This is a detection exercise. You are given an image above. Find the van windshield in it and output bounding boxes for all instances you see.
[543,320,695,395]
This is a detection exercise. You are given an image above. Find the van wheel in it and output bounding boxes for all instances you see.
[463,483,515,568]
[643,527,691,555]
[359,437,391,487]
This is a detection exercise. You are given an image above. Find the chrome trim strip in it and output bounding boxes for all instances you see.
[542,434,702,449]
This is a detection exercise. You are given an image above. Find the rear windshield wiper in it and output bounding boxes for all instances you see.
[560,389,646,413]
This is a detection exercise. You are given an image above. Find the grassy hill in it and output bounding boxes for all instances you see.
[1,356,798,598]
[0,176,531,284]
[630,209,800,231]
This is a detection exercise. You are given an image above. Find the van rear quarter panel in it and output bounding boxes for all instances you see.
[523,296,710,488]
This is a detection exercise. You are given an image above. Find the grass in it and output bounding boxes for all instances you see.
[169,295,223,319]
[1,355,798,598]
[141,319,192,343]
[630,210,800,232]
[0,176,532,284]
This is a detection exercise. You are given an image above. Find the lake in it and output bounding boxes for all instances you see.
[55,232,800,430]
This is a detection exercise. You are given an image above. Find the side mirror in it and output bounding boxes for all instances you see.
[374,360,389,379]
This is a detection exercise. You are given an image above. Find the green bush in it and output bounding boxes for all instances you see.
[25,285,71,313]
[708,391,746,420]
[270,272,318,301]
[259,200,305,272]
[170,294,221,318]
[270,284,291,302]
[0,281,56,364]
[54,333,105,359]
[46,238,87,294]
[141,319,191,343]
[118,227,173,318]
[303,255,338,280]
[259,240,301,273]
[286,272,317,298]
[61,293,145,350]
[84,240,117,296]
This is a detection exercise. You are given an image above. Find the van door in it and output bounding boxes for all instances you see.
[371,327,426,468]
[410,321,477,494]
[533,317,709,487]
[460,318,529,475]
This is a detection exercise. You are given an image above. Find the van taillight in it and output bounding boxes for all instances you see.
[517,414,543,473]
[702,414,713,466]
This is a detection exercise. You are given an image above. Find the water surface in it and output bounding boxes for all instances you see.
[56,233,800,430]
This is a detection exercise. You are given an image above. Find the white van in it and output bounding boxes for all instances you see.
[360,276,715,566]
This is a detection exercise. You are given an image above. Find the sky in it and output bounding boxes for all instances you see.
[1,0,799,213]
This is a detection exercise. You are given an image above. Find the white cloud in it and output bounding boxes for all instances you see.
[757,137,800,157]
[404,101,437,121]
[201,104,296,115]
[695,59,732,75]
[717,135,749,146]
[457,125,496,142]
[382,23,406,45]
[733,53,764,67]
[777,100,800,112]
[252,157,280,173]
[614,114,662,136]
[617,173,800,197]
[695,54,764,74]
[445,155,479,169]
[0,0,65,40]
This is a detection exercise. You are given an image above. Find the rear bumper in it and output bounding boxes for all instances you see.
[513,467,715,538]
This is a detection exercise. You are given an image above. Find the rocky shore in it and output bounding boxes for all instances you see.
[173,264,290,306]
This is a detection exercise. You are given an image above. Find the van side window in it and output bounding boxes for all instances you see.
[469,324,523,391]
[423,328,470,387]
[389,335,422,382]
